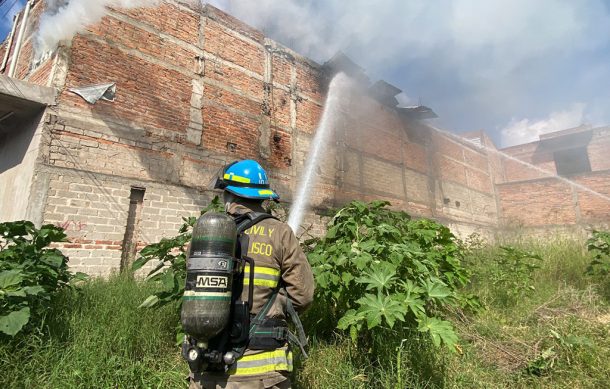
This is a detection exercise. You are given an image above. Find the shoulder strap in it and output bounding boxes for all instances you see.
[234,212,278,235]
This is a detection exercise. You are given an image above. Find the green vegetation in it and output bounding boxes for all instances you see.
[0,221,85,337]
[306,201,476,351]
[587,230,610,276]
[1,203,608,388]
[0,275,186,388]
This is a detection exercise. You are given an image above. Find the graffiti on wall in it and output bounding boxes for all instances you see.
[55,220,88,233]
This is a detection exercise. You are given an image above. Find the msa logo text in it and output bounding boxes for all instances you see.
[196,275,228,288]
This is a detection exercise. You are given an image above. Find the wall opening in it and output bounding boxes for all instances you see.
[554,147,591,176]
[120,187,145,272]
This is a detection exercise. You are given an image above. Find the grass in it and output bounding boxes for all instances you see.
[1,238,609,388]
[0,274,187,388]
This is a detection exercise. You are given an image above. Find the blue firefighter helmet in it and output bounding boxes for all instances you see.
[213,160,279,200]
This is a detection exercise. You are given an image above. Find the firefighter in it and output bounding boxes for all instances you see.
[189,159,314,389]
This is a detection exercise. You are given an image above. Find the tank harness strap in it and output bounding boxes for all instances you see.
[231,211,309,361]
[285,294,309,358]
[229,211,279,360]
[230,282,280,358]
[234,212,278,235]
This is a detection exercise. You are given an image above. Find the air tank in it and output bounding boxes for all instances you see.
[181,212,237,341]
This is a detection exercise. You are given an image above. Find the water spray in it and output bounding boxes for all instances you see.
[429,125,610,204]
[287,73,351,232]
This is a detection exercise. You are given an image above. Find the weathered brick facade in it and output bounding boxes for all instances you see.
[1,1,609,274]
[496,126,610,233]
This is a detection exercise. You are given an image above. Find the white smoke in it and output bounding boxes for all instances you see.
[211,0,610,140]
[35,0,160,56]
[28,0,610,142]
[500,103,587,147]
[214,0,610,73]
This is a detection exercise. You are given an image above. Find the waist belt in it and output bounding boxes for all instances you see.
[249,322,288,350]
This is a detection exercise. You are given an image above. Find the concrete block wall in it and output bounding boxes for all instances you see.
[40,164,216,275]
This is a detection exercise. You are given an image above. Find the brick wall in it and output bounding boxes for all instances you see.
[497,127,610,229]
[1,0,55,84]
[25,2,502,272]
[6,1,609,274]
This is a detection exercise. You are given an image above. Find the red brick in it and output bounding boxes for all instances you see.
[62,36,191,134]
[204,19,264,75]
[110,3,200,46]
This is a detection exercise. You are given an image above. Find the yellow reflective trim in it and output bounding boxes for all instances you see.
[258,189,274,195]
[244,265,280,277]
[231,363,292,375]
[239,350,289,362]
[229,350,293,375]
[224,173,251,183]
[243,279,278,287]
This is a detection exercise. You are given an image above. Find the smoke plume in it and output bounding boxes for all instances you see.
[500,104,587,147]
[30,0,610,146]
[35,0,160,56]
[213,0,610,146]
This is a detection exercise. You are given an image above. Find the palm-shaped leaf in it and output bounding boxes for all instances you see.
[355,263,397,292]
[422,278,452,300]
[356,293,405,329]
[417,316,459,351]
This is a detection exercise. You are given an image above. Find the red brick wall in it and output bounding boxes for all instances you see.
[588,128,610,171]
[61,35,192,135]
[498,127,610,228]
[3,0,55,83]
[498,179,577,226]
[574,172,610,223]
[20,2,608,233]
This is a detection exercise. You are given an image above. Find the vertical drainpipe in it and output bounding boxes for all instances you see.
[7,0,34,78]
[1,14,19,73]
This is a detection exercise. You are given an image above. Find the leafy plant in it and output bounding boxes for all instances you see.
[133,197,224,309]
[490,245,542,302]
[307,200,477,351]
[0,221,84,337]
[586,230,610,276]
[526,329,593,376]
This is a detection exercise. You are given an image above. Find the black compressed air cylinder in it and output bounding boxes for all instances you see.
[181,212,237,341]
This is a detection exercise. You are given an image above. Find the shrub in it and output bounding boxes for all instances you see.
[306,200,478,351]
[0,221,84,337]
[586,230,610,276]
[489,245,542,303]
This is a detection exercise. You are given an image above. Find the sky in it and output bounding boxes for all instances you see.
[2,0,610,147]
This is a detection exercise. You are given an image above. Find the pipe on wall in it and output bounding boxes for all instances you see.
[1,14,19,73]
[7,0,34,78]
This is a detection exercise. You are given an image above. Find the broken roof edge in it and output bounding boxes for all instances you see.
[538,124,593,140]
[397,105,439,120]
[0,75,57,106]
[322,51,370,84]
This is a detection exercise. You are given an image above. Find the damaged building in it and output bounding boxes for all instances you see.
[1,0,609,275]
